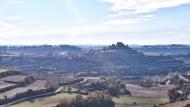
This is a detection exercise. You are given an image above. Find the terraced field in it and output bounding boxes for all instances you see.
[0,80,46,99]
[0,81,16,90]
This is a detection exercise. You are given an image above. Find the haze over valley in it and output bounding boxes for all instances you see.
[0,0,190,107]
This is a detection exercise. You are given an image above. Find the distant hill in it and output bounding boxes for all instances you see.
[0,42,188,76]
[83,42,185,76]
[132,44,190,55]
[0,45,82,56]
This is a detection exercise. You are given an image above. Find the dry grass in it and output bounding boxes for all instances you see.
[126,84,176,98]
[0,81,16,89]
[116,105,153,107]
[10,93,77,107]
[113,96,169,105]
[0,68,9,73]
[0,80,47,99]
[1,75,27,83]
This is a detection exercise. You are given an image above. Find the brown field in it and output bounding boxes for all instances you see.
[0,87,31,99]
[116,105,153,107]
[1,75,27,83]
[0,81,16,90]
[0,68,9,73]
[126,84,176,97]
[33,74,82,85]
[28,80,46,89]
[0,80,47,99]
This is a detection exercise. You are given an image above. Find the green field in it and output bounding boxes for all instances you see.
[11,93,169,107]
[10,86,79,107]
[11,93,77,107]
[113,96,169,105]
[60,86,79,92]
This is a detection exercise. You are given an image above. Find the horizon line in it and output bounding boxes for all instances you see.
[0,43,190,46]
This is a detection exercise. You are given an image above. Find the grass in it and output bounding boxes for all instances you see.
[10,86,80,107]
[60,86,78,92]
[113,96,169,105]
[11,93,77,107]
[12,95,169,107]
[11,89,169,107]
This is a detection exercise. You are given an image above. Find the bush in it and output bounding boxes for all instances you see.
[55,92,115,107]
[184,104,190,107]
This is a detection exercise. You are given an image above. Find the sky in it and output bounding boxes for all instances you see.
[0,0,190,45]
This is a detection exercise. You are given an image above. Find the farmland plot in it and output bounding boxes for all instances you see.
[126,84,176,97]
[10,93,78,107]
[0,80,47,99]
[33,74,83,86]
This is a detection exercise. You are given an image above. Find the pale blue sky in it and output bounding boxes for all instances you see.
[0,0,190,45]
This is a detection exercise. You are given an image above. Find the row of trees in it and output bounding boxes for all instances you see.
[0,87,55,105]
[55,92,115,107]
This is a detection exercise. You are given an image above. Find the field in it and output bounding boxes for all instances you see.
[0,81,16,90]
[111,84,172,106]
[10,93,77,107]
[59,86,78,92]
[126,84,175,97]
[11,93,169,107]
[113,96,169,105]
[0,68,9,73]
[9,82,172,107]
[0,73,84,106]
[0,80,46,99]
[32,74,83,87]
[115,105,153,107]
[1,75,28,83]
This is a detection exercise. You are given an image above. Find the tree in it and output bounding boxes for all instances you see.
[86,92,115,107]
[108,86,119,96]
[55,92,115,107]
[3,95,8,102]
[74,95,86,107]
[27,89,34,95]
[55,100,75,107]
[67,87,72,94]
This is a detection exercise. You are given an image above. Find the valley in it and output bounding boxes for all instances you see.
[0,42,190,107]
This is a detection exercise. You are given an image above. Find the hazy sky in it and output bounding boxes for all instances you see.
[0,0,190,45]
